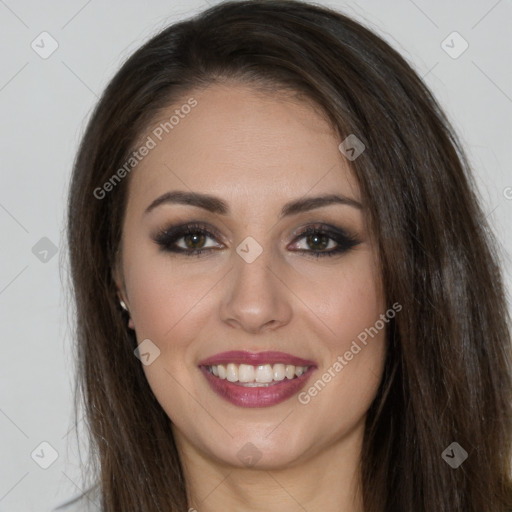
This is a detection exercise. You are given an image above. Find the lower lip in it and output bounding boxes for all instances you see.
[199,366,315,408]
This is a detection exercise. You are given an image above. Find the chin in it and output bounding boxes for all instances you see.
[206,429,312,470]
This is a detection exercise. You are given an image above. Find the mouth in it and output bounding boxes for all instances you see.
[198,351,316,408]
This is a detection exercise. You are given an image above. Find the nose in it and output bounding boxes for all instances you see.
[219,244,293,334]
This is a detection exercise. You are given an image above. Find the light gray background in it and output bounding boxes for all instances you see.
[0,0,511,510]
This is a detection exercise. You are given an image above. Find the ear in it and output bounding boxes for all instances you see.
[112,258,135,330]
[112,265,128,307]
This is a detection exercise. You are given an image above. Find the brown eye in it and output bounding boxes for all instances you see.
[153,222,360,258]
[304,233,331,251]
[154,222,223,256]
[182,232,207,250]
[289,224,360,258]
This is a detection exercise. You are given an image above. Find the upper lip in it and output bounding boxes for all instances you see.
[198,350,316,367]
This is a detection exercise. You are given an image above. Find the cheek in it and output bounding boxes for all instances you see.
[122,254,212,425]
[302,330,386,431]
[292,250,385,348]
[123,245,213,347]
[328,271,383,347]
[292,252,387,418]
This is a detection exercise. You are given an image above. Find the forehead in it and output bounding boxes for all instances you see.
[126,83,361,213]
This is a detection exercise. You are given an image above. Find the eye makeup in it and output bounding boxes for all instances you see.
[152,221,361,258]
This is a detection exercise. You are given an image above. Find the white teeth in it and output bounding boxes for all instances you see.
[207,363,309,384]
[226,363,238,382]
[238,364,255,383]
[255,364,273,383]
[273,363,285,381]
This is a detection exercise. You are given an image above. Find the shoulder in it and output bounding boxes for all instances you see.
[52,484,101,512]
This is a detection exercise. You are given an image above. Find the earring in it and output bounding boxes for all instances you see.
[119,300,135,329]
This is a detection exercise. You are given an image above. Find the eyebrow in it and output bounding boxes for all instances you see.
[144,190,362,218]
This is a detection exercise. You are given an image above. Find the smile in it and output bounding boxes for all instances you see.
[198,351,316,408]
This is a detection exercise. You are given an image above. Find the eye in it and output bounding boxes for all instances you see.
[153,222,223,256]
[289,224,360,258]
[153,222,360,258]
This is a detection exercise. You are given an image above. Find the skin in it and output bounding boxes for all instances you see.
[115,82,387,512]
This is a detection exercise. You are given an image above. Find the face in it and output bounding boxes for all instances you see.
[116,82,387,470]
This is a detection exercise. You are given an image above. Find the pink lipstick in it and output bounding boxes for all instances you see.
[198,351,317,408]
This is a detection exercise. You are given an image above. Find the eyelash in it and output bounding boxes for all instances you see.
[153,222,360,258]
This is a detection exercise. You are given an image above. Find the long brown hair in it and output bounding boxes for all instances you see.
[66,1,512,510]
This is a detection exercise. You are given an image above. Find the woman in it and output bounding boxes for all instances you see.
[58,0,512,510]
